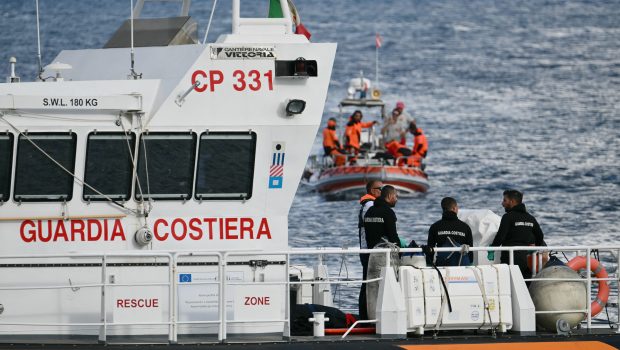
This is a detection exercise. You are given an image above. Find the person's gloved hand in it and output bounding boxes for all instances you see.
[399,238,408,248]
[487,251,495,261]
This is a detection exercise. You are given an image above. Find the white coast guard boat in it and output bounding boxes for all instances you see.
[0,1,619,349]
[0,0,336,342]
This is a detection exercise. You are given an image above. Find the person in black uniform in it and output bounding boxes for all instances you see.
[363,185,404,249]
[357,180,382,320]
[489,189,545,278]
[427,197,473,265]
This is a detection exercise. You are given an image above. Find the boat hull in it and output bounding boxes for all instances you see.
[314,165,429,200]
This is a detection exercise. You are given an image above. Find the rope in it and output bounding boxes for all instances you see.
[433,265,452,313]
[459,243,470,267]
[117,114,150,225]
[378,239,401,278]
[117,114,151,221]
[434,267,450,331]
[333,248,350,304]
[421,245,453,314]
[0,113,138,216]
[444,237,457,262]
[491,264,504,330]
[470,266,493,331]
[136,114,152,205]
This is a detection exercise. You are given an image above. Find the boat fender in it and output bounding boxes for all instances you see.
[529,265,586,331]
[134,227,153,246]
[567,256,610,317]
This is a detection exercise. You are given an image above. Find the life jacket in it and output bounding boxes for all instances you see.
[413,128,428,158]
[406,154,423,168]
[385,140,412,158]
[358,194,375,249]
[345,121,374,150]
[384,140,403,158]
[322,127,340,155]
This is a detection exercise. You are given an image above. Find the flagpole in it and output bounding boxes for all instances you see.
[375,44,379,89]
[375,33,381,91]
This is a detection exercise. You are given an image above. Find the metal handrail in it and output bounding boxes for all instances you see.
[173,251,224,343]
[0,245,618,343]
[231,0,293,35]
[0,252,174,342]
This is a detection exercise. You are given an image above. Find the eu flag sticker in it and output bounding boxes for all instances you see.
[179,273,192,283]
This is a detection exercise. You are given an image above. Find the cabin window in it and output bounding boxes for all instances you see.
[195,132,256,200]
[14,133,77,202]
[0,133,13,202]
[84,132,136,201]
[135,132,196,200]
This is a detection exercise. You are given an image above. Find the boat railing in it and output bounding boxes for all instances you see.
[428,245,620,331]
[0,246,618,344]
[315,152,379,169]
[173,251,224,342]
[231,0,294,35]
[284,245,620,334]
[0,252,176,343]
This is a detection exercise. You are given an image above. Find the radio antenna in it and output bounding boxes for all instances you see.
[35,0,44,80]
[128,0,142,79]
[202,0,218,44]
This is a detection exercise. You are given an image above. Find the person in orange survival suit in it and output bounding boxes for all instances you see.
[344,110,376,163]
[384,139,413,166]
[406,121,428,168]
[322,118,346,166]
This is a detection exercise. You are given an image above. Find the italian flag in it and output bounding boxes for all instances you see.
[268,0,312,40]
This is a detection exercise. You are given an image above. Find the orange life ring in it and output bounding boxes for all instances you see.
[567,256,609,317]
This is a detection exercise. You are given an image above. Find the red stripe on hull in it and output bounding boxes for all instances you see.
[315,165,429,197]
[318,180,428,194]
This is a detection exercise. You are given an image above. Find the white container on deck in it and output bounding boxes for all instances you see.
[398,264,512,333]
